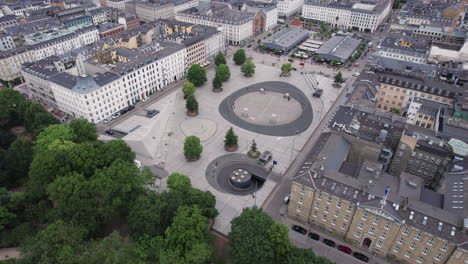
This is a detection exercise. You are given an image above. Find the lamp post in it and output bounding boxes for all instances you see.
[291,129,300,161]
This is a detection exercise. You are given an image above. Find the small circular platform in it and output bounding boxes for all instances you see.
[229,168,252,189]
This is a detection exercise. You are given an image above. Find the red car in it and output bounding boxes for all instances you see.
[300,62,305,66]
[338,245,352,254]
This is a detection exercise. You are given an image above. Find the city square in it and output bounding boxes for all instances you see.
[101,57,346,235]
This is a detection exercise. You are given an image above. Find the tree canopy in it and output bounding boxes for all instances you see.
[224,127,238,148]
[241,59,256,77]
[334,71,344,84]
[184,136,202,161]
[214,51,226,66]
[212,75,222,91]
[182,82,195,98]
[233,49,247,65]
[215,64,230,82]
[186,94,199,114]
[187,64,207,86]
[281,63,292,73]
[167,173,191,192]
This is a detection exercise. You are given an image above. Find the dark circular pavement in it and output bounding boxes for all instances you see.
[206,153,271,195]
[219,81,313,136]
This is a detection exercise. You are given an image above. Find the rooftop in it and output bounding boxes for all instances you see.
[315,35,361,61]
[179,3,254,25]
[261,27,309,49]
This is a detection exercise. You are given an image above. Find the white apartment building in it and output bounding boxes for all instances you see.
[105,0,131,10]
[302,0,391,33]
[22,41,187,123]
[0,33,15,51]
[202,29,225,60]
[277,0,303,17]
[175,7,253,45]
[0,26,99,81]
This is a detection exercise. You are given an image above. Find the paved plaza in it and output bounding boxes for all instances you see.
[103,55,346,235]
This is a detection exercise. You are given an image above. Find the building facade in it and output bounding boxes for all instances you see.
[302,0,391,33]
[277,0,303,17]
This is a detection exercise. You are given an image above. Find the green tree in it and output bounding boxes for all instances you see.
[286,247,317,264]
[4,139,33,188]
[81,231,141,264]
[334,71,344,84]
[185,188,218,218]
[229,207,275,264]
[69,118,97,143]
[186,95,199,114]
[212,75,223,91]
[187,64,207,86]
[33,124,76,155]
[316,55,323,61]
[281,63,292,74]
[128,191,183,239]
[100,139,135,166]
[241,59,256,77]
[0,188,15,231]
[30,112,59,136]
[23,102,47,131]
[215,64,230,82]
[183,136,202,161]
[0,130,15,149]
[233,49,246,65]
[19,220,87,264]
[250,140,257,153]
[268,222,292,262]
[224,127,238,148]
[274,48,281,54]
[257,39,261,44]
[161,206,212,264]
[390,108,400,114]
[214,51,226,66]
[182,82,195,98]
[393,0,400,9]
[0,88,26,123]
[167,173,191,192]
[331,58,339,66]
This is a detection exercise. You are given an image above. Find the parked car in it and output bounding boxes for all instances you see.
[120,109,128,115]
[292,67,297,71]
[299,62,305,66]
[353,252,369,262]
[322,239,336,247]
[288,58,294,62]
[112,112,121,119]
[353,72,360,77]
[105,130,114,135]
[103,118,111,124]
[291,225,307,235]
[127,105,135,111]
[257,150,272,165]
[284,195,290,204]
[338,245,352,254]
[142,97,149,102]
[312,89,323,98]
[308,233,320,240]
[247,44,252,48]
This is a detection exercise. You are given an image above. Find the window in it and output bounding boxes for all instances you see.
[347,205,353,212]
[362,213,368,220]
[334,211,339,217]
[410,242,417,250]
[434,253,443,261]
[440,244,448,252]
[373,218,380,225]
[368,227,375,235]
[354,231,361,238]
[296,205,302,212]
[380,232,387,239]
[423,248,430,255]
[376,240,384,248]
[358,223,364,229]
[393,245,401,253]
[344,215,350,221]
[384,222,391,230]
[324,206,329,213]
[322,215,327,222]
[397,237,404,244]
[298,197,303,204]
[402,228,409,235]
[414,233,422,241]
[317,193,322,200]
[405,251,412,258]
[336,201,342,208]
[417,257,424,263]
[326,197,332,204]
[341,223,346,230]
[331,219,336,225]
[315,203,320,209]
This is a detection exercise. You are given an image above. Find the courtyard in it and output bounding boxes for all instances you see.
[100,54,349,235]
